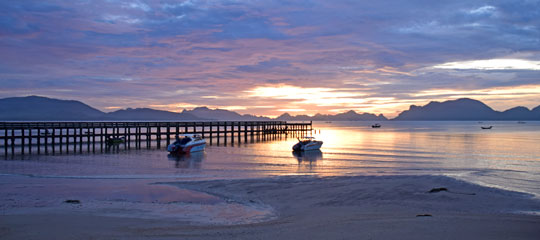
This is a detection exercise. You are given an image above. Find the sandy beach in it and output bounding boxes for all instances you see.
[3,0,540,238]
[1,174,539,239]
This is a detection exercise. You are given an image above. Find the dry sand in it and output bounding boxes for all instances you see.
[1,175,539,239]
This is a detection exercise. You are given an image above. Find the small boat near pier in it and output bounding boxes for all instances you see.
[106,136,125,146]
[167,134,206,154]
[292,136,323,151]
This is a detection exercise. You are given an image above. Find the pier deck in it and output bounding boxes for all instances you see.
[0,121,312,156]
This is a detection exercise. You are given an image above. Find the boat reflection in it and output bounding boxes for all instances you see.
[292,150,323,163]
[167,151,205,169]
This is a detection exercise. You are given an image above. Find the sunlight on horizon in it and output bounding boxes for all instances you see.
[246,85,363,100]
[125,83,540,118]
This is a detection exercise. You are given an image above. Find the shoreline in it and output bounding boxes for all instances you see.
[3,170,540,200]
[1,174,540,239]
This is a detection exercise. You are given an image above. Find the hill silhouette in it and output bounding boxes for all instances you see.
[0,96,104,120]
[106,108,201,120]
[277,111,387,121]
[0,96,538,121]
[182,107,269,121]
[0,96,202,121]
[394,98,540,120]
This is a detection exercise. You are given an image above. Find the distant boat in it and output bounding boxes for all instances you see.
[292,137,323,151]
[517,121,526,124]
[167,134,206,154]
[40,130,51,136]
[372,123,381,128]
[106,136,125,145]
[481,126,492,129]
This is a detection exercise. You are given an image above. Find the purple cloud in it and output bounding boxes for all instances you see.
[1,0,539,117]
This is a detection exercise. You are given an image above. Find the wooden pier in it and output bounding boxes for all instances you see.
[0,121,312,157]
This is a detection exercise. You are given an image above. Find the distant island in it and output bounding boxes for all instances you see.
[0,96,269,121]
[0,96,538,121]
[394,98,540,121]
[276,111,387,121]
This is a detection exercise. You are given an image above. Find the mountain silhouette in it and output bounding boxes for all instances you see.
[394,98,540,120]
[1,96,538,121]
[106,108,201,120]
[276,110,387,121]
[0,96,104,120]
[533,106,540,119]
[182,107,269,120]
[0,96,202,121]
[0,96,267,121]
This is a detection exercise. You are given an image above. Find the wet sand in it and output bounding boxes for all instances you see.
[1,175,540,239]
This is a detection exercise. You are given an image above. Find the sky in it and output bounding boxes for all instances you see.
[0,0,539,118]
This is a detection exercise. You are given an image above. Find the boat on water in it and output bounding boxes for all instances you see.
[481,126,493,129]
[372,123,381,128]
[292,136,323,151]
[106,136,125,146]
[167,134,206,154]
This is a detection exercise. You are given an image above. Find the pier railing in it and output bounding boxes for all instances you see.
[0,121,312,156]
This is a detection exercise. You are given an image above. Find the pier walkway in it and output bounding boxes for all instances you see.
[0,121,312,157]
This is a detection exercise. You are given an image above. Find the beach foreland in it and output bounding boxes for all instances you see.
[1,175,539,239]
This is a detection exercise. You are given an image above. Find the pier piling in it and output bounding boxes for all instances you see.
[0,121,311,157]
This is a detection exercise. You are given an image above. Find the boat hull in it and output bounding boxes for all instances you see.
[167,141,206,154]
[292,141,323,151]
[182,142,206,153]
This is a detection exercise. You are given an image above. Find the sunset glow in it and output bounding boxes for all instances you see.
[2,2,540,239]
[0,0,539,117]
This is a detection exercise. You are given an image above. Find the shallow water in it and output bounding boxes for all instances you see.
[1,121,539,197]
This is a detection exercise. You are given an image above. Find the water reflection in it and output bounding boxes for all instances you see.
[167,151,205,169]
[2,121,539,197]
[293,150,323,163]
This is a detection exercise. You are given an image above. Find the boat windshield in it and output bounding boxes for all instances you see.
[191,135,202,140]
[179,137,191,145]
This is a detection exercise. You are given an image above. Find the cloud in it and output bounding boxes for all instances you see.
[1,0,540,117]
[162,0,196,9]
[236,58,292,72]
[123,1,151,12]
[467,5,497,15]
[432,59,540,70]
[102,14,141,24]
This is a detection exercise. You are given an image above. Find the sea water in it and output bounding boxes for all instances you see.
[1,121,539,197]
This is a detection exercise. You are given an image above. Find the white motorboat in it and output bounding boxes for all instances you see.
[167,134,206,154]
[292,136,323,151]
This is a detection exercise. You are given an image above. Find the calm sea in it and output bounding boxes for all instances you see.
[1,121,539,197]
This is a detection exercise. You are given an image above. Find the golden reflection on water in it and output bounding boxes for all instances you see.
[245,121,540,182]
[2,121,539,196]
